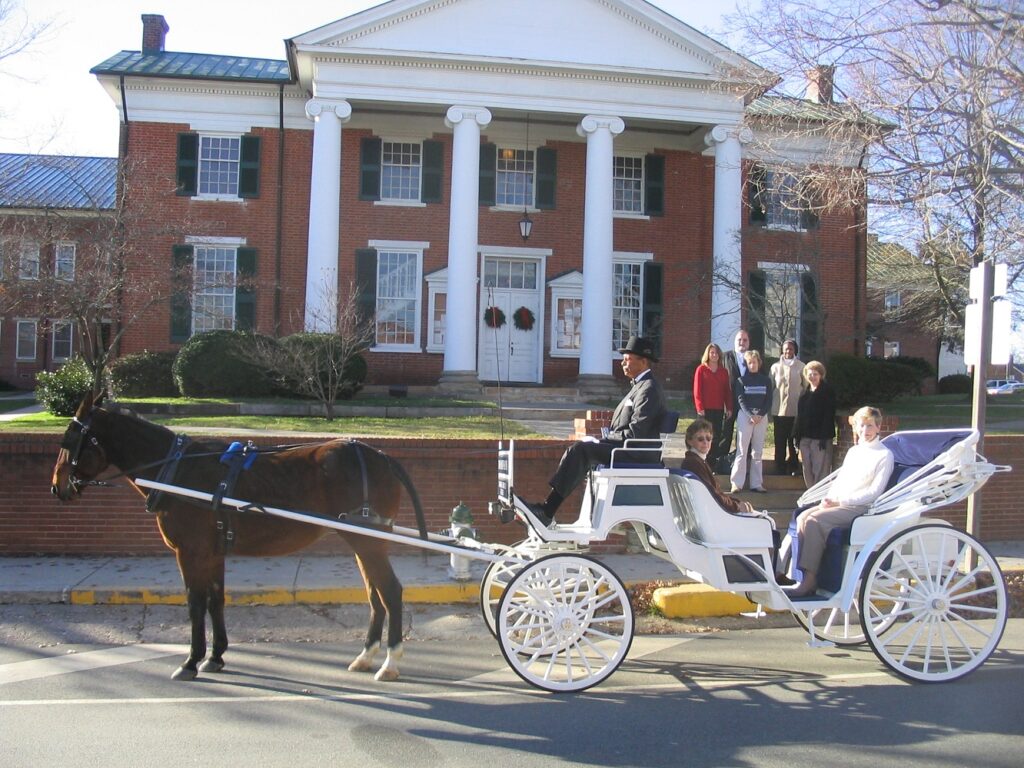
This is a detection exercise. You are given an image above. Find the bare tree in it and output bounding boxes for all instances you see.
[0,0,55,142]
[248,278,374,420]
[731,0,1024,337]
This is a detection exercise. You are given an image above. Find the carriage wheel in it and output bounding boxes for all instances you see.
[479,541,531,637]
[859,524,1008,683]
[792,604,867,646]
[496,554,634,693]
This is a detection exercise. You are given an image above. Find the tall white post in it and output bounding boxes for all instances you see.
[304,98,351,331]
[704,125,751,350]
[577,114,624,388]
[441,105,492,387]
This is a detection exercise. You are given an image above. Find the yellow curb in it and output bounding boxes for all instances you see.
[652,583,760,619]
[69,589,186,606]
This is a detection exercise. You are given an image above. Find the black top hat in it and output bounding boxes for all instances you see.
[618,336,658,363]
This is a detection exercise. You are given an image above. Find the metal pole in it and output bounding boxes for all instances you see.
[966,257,995,547]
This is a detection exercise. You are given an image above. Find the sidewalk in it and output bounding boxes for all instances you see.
[2,544,1022,615]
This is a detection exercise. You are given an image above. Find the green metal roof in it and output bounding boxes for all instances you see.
[749,94,894,129]
[91,50,292,83]
[0,154,116,210]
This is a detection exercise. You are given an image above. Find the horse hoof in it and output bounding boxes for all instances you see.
[348,658,374,673]
[171,666,198,681]
[198,659,225,674]
[374,667,400,682]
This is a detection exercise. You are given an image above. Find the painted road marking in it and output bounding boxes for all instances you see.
[0,644,181,686]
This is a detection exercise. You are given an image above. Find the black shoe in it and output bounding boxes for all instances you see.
[775,573,796,586]
[525,501,554,528]
[750,487,768,494]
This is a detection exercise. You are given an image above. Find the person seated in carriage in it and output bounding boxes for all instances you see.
[785,406,894,597]
[679,418,755,514]
[527,335,666,526]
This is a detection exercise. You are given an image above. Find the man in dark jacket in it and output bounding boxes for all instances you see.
[717,328,749,472]
[527,336,666,525]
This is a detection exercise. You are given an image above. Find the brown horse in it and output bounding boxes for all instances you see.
[50,391,426,682]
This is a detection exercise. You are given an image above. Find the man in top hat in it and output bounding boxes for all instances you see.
[526,336,667,526]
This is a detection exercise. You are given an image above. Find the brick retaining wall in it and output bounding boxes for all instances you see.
[1,430,1020,556]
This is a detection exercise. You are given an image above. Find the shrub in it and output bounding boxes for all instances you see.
[825,353,923,407]
[35,358,93,416]
[938,373,973,395]
[172,331,276,397]
[108,351,178,397]
[277,332,368,401]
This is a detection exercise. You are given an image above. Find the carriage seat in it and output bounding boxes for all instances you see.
[605,410,680,470]
[789,429,973,591]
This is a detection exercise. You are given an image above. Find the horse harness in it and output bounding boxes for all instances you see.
[63,412,390,550]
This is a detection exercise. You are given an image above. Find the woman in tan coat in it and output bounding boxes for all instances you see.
[770,339,804,476]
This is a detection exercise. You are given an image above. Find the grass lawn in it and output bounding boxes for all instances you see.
[0,396,36,415]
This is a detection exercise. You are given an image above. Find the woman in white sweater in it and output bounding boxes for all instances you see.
[787,406,894,597]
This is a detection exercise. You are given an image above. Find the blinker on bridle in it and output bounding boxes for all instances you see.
[60,412,109,490]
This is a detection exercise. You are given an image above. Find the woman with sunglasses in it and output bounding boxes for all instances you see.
[679,418,753,514]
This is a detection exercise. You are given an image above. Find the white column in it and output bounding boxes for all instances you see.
[704,124,751,350]
[304,98,352,331]
[577,114,625,380]
[441,105,492,382]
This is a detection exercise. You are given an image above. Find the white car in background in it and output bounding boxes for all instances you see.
[987,381,1024,395]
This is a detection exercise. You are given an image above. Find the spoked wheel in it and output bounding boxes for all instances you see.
[496,554,634,692]
[480,541,531,637]
[792,603,867,646]
[860,524,1008,683]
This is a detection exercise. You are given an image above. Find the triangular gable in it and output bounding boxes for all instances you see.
[291,0,762,83]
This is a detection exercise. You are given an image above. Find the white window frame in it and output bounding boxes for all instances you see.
[756,167,813,232]
[368,240,426,353]
[884,289,901,310]
[424,268,447,353]
[52,320,73,361]
[757,261,810,352]
[196,133,243,200]
[611,251,652,356]
[185,236,246,333]
[378,140,424,205]
[19,241,40,280]
[613,154,645,216]
[548,271,583,358]
[884,340,901,358]
[55,242,76,281]
[495,146,535,210]
[16,319,38,360]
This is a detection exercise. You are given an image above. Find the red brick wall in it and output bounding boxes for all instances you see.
[109,119,866,390]
[3,430,1021,556]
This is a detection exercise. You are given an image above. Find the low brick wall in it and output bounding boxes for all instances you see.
[1,429,1021,556]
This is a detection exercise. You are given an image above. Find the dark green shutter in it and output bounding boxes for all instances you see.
[421,139,443,203]
[359,138,382,201]
[643,154,665,216]
[642,262,664,358]
[748,165,767,225]
[535,146,557,210]
[355,248,378,345]
[238,136,261,198]
[176,134,198,197]
[235,248,256,331]
[748,269,767,353]
[478,143,496,206]
[800,272,820,357]
[170,245,194,342]
[799,181,820,230]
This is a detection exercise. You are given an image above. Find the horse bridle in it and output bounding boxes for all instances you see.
[59,410,109,491]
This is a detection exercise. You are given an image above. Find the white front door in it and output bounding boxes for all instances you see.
[478,256,542,383]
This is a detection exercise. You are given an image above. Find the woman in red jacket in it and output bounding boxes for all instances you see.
[692,343,732,468]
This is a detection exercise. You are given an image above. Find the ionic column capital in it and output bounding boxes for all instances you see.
[445,105,492,129]
[704,124,752,148]
[577,115,625,138]
[304,99,353,122]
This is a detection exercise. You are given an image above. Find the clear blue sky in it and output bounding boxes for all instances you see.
[0,0,745,157]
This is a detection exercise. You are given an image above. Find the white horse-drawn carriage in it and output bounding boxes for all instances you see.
[479,427,1011,691]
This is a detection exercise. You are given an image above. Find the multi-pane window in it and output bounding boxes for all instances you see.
[431,292,446,348]
[16,319,37,360]
[884,289,901,310]
[612,262,642,351]
[482,257,538,290]
[555,296,582,353]
[56,243,76,281]
[763,171,802,229]
[19,242,39,280]
[375,250,419,346]
[192,246,237,333]
[52,321,73,360]
[884,341,901,358]
[613,156,644,213]
[199,136,241,197]
[381,142,421,201]
[496,148,534,207]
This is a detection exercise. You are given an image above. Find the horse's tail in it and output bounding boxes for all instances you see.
[384,454,428,540]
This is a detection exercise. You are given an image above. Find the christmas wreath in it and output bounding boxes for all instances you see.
[483,306,506,328]
[513,306,535,331]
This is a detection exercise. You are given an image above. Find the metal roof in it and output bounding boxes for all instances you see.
[749,94,894,129]
[91,50,292,83]
[0,154,117,210]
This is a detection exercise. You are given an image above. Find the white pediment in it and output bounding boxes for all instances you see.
[292,0,758,82]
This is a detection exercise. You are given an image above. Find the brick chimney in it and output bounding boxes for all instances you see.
[141,14,169,54]
[805,64,835,104]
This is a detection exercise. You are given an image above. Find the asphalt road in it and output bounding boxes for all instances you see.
[1,606,1022,768]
